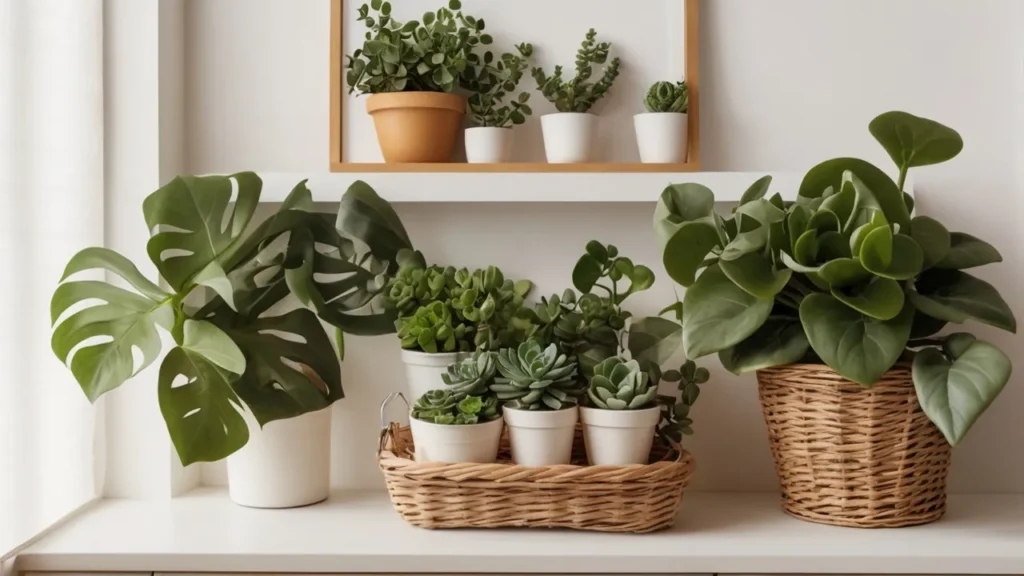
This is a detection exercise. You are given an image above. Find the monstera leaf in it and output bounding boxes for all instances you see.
[51,248,175,401]
[336,180,414,271]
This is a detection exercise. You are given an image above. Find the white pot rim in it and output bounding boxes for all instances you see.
[503,405,579,428]
[467,125,513,131]
[580,405,661,428]
[635,111,688,118]
[400,349,465,367]
[542,112,595,118]
[409,414,504,432]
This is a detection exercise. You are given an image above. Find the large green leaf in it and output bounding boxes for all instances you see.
[627,316,682,372]
[799,293,913,386]
[663,219,721,287]
[910,269,1016,333]
[181,319,246,375]
[935,232,1002,270]
[720,226,769,261]
[739,175,772,206]
[910,216,951,270]
[798,158,910,230]
[913,335,1010,446]
[818,180,856,228]
[817,258,871,288]
[734,199,785,226]
[832,277,905,320]
[653,183,716,247]
[719,252,792,300]
[861,231,924,281]
[143,172,262,291]
[682,264,773,358]
[869,111,964,169]
[51,248,175,402]
[336,180,414,270]
[719,317,808,375]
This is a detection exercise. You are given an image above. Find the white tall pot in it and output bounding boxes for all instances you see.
[580,405,661,466]
[503,405,579,466]
[634,112,688,163]
[227,406,332,508]
[401,350,465,400]
[465,126,514,163]
[540,113,596,163]
[410,416,504,463]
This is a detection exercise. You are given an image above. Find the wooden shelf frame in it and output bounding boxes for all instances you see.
[329,0,701,173]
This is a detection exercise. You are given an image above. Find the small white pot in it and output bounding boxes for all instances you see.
[465,126,514,163]
[227,406,332,508]
[634,112,688,163]
[410,415,504,463]
[580,405,661,466]
[503,405,579,466]
[401,349,466,400]
[540,113,596,163]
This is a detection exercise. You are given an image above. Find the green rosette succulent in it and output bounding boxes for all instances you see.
[442,351,496,399]
[397,301,467,353]
[492,340,580,410]
[412,390,499,425]
[644,80,688,113]
[587,357,657,410]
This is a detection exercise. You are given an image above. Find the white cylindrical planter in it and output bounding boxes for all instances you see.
[503,405,579,466]
[634,112,688,163]
[401,350,466,400]
[540,113,596,163]
[410,415,504,463]
[227,406,332,508]
[580,405,661,466]
[465,127,514,163]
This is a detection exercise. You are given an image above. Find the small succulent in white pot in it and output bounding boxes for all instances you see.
[580,356,661,465]
[635,80,689,164]
[463,43,534,163]
[409,386,503,464]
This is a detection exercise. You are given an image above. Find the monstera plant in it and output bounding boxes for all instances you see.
[656,111,1015,446]
[50,174,413,465]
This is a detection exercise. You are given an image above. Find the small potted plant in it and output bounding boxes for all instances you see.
[635,80,689,163]
[580,356,660,465]
[463,43,534,163]
[532,29,621,163]
[345,0,487,163]
[656,111,1015,528]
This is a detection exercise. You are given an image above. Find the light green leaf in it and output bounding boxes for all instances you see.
[869,111,963,169]
[719,318,808,375]
[653,183,715,247]
[58,247,169,301]
[793,229,819,266]
[818,180,855,228]
[817,258,871,288]
[663,219,721,287]
[866,233,924,280]
[780,251,819,274]
[720,252,793,300]
[734,199,785,226]
[193,261,236,311]
[807,209,840,234]
[798,158,910,230]
[909,269,1016,333]
[627,316,681,372]
[859,225,893,271]
[935,232,1002,270]
[739,175,772,206]
[182,320,246,375]
[720,226,769,261]
[910,216,951,270]
[832,277,905,320]
[682,264,773,358]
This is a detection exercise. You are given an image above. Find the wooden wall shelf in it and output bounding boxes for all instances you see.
[327,162,700,174]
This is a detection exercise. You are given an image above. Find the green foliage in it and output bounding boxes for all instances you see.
[532,29,621,113]
[655,111,1016,446]
[345,0,489,94]
[587,357,657,410]
[411,389,500,425]
[644,80,688,114]
[51,175,413,465]
[442,351,497,399]
[491,340,581,410]
[465,43,535,127]
[397,301,465,353]
[655,360,710,444]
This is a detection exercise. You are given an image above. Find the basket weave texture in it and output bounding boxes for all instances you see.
[757,363,951,528]
[378,423,694,532]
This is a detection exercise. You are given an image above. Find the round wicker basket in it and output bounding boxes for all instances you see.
[756,363,951,528]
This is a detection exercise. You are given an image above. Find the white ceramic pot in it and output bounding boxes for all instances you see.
[503,405,579,466]
[227,406,332,508]
[540,113,596,163]
[465,126,514,163]
[634,112,688,163]
[410,415,504,463]
[401,349,466,400]
[580,405,661,466]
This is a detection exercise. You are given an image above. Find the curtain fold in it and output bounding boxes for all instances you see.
[0,0,104,557]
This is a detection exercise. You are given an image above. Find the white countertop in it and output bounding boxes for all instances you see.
[16,489,1024,574]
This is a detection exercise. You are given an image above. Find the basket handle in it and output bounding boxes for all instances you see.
[378,392,409,454]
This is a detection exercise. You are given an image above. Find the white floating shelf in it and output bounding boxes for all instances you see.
[16,489,1024,574]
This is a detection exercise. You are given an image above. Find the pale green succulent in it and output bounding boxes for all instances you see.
[442,351,496,399]
[491,340,580,410]
[412,390,500,425]
[588,357,657,410]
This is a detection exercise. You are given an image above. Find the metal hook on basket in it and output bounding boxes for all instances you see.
[378,392,409,453]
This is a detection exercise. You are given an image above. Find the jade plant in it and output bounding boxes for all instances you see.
[345,0,490,94]
[412,389,500,425]
[532,29,621,113]
[442,351,497,399]
[50,175,414,465]
[656,110,1015,446]
[492,340,580,410]
[644,80,688,114]
[465,43,535,127]
[587,357,657,410]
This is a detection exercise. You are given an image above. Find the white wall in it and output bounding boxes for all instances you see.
[166,0,1024,493]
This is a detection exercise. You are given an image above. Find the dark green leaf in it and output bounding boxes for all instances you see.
[910,269,1016,333]
[832,277,905,320]
[720,252,793,300]
[817,258,871,288]
[663,220,721,287]
[572,254,604,293]
[798,158,910,230]
[869,111,964,169]
[719,318,809,375]
[653,183,715,247]
[935,232,1002,270]
[682,264,773,358]
[627,317,682,372]
[911,216,951,270]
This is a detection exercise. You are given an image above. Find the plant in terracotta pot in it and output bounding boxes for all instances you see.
[655,111,1016,528]
[463,43,534,163]
[532,29,621,163]
[635,80,689,163]
[50,175,413,508]
[345,0,488,163]
[409,379,503,463]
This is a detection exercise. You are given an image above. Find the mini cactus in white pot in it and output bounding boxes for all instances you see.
[635,80,689,164]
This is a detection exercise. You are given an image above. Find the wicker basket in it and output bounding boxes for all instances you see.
[378,423,694,532]
[756,363,951,528]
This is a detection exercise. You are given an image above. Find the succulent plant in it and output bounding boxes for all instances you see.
[532,29,621,113]
[397,301,468,353]
[442,351,496,399]
[449,266,533,350]
[644,80,688,114]
[465,43,535,128]
[492,340,581,410]
[412,389,500,425]
[587,357,657,410]
[386,254,455,316]
[655,360,710,443]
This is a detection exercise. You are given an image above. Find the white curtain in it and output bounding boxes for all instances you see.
[0,0,104,557]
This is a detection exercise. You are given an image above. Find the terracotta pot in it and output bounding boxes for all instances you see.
[367,92,466,163]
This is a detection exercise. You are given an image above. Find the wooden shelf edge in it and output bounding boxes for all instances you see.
[328,162,702,173]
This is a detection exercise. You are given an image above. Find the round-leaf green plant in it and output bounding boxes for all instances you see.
[465,43,535,127]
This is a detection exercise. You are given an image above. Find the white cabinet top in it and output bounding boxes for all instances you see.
[16,489,1024,574]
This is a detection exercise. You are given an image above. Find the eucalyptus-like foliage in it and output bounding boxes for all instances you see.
[532,29,621,113]
[465,43,535,128]
[655,111,1015,446]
